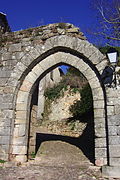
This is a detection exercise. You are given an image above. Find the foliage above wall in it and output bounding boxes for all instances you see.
[44,67,93,121]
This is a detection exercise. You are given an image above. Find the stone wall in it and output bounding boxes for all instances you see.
[37,68,62,120]
[0,21,120,177]
[0,23,86,161]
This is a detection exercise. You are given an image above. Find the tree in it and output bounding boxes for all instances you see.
[90,0,120,46]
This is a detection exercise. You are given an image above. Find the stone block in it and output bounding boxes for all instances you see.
[110,158,120,166]
[15,119,26,124]
[106,88,118,98]
[11,68,23,79]
[108,115,120,126]
[94,117,105,128]
[64,55,79,67]
[96,59,108,72]
[18,124,26,136]
[89,77,100,89]
[33,44,44,53]
[107,105,115,116]
[13,136,26,145]
[0,70,11,78]
[2,59,18,70]
[2,110,14,119]
[115,104,120,115]
[39,60,49,71]
[15,155,27,162]
[95,147,107,158]
[57,35,70,47]
[84,68,96,80]
[13,127,19,137]
[8,43,22,52]
[32,63,44,77]
[77,60,89,73]
[102,165,120,178]
[109,136,120,145]
[94,100,104,109]
[1,52,12,60]
[0,136,10,145]
[17,91,28,104]
[108,126,117,136]
[25,71,38,84]
[16,62,27,72]
[92,88,104,101]
[0,144,9,154]
[76,40,93,58]
[95,127,106,138]
[21,53,34,66]
[0,118,11,126]
[3,86,15,94]
[95,138,106,148]
[15,111,27,120]
[16,103,27,111]
[20,80,32,92]
[0,103,13,110]
[89,49,104,65]
[13,52,24,60]
[6,77,18,87]
[0,77,8,86]
[109,145,120,157]
[12,145,27,154]
[0,126,10,136]
[3,94,14,103]
[0,153,8,161]
[94,108,105,118]
[28,47,40,59]
[117,126,120,135]
[0,87,4,94]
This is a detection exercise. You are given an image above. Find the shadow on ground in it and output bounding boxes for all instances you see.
[35,114,95,164]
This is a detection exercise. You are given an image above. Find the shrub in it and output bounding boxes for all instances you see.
[58,22,67,29]
[0,159,6,163]
[69,84,93,117]
[44,80,67,101]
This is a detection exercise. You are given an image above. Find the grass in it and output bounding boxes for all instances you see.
[0,159,6,163]
[30,152,36,158]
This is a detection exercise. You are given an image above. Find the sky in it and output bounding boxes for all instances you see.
[0,0,97,44]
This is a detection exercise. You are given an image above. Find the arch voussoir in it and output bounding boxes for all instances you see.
[10,48,107,165]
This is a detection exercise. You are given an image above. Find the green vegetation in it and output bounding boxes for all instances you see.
[0,159,6,163]
[44,67,93,122]
[30,152,36,158]
[58,22,67,29]
[44,80,67,101]
[44,67,86,102]
[69,84,93,117]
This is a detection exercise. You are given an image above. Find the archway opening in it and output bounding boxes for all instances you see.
[27,64,95,164]
[12,48,106,166]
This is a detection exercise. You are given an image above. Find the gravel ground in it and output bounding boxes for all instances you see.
[0,141,119,180]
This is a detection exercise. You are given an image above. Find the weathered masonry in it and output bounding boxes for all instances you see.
[0,23,120,177]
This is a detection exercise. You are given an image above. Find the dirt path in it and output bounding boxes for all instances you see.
[0,141,117,180]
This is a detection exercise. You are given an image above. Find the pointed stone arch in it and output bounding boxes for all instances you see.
[8,36,108,165]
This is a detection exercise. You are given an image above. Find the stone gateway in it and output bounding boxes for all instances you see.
[0,23,120,178]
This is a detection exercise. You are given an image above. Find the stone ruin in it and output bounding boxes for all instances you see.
[0,16,120,177]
